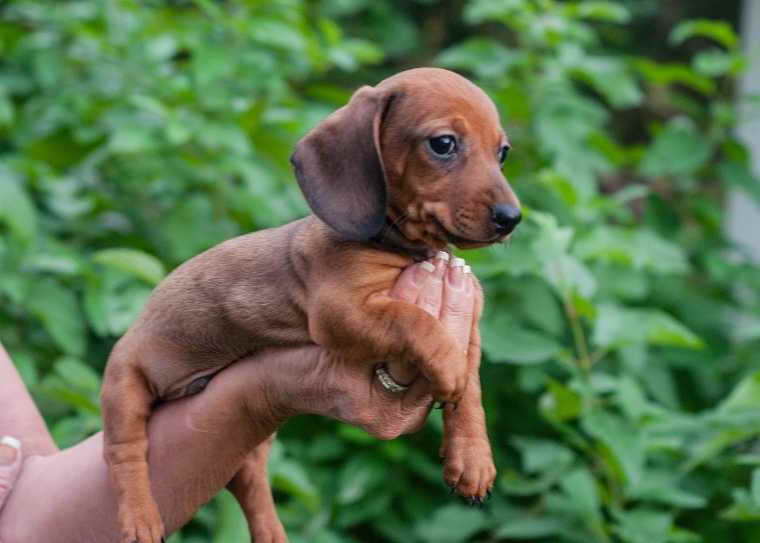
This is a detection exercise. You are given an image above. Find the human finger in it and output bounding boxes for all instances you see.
[389,259,435,304]
[440,259,476,350]
[0,435,22,511]
[415,251,448,317]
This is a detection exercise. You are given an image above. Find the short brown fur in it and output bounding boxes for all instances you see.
[101,68,519,543]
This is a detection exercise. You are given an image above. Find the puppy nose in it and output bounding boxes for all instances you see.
[491,204,522,235]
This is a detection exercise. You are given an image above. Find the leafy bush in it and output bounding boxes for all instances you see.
[2,1,760,541]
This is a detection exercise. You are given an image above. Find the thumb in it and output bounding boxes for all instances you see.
[0,436,22,511]
[401,375,434,412]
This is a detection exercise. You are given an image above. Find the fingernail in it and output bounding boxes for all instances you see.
[414,260,435,286]
[451,257,465,268]
[464,265,471,274]
[0,436,20,465]
[420,260,435,273]
[434,256,447,276]
[436,251,450,262]
[450,264,464,288]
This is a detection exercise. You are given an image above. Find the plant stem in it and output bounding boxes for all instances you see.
[563,292,592,371]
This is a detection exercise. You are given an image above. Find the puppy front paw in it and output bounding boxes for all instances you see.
[422,351,469,404]
[441,437,496,504]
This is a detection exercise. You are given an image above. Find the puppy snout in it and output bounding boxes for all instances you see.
[490,204,522,235]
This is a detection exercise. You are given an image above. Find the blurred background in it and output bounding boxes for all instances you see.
[1,0,760,541]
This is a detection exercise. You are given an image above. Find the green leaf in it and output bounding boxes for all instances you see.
[271,459,320,511]
[640,119,712,178]
[464,0,526,25]
[570,2,630,23]
[540,379,583,422]
[0,167,37,244]
[516,279,565,336]
[415,504,486,543]
[721,488,760,521]
[54,356,101,394]
[92,248,166,285]
[26,279,86,356]
[559,467,601,521]
[719,371,760,412]
[0,88,13,127]
[718,160,760,203]
[634,59,716,94]
[495,515,569,538]
[582,409,644,487]
[573,56,642,108]
[670,19,738,49]
[575,227,688,274]
[752,469,760,507]
[693,49,744,77]
[212,492,249,543]
[437,38,521,80]
[536,220,597,297]
[629,469,706,509]
[84,270,153,336]
[163,196,238,262]
[482,314,563,364]
[512,437,575,474]
[645,312,704,349]
[39,357,101,415]
[614,508,672,543]
[337,456,385,505]
[10,350,39,387]
[109,124,155,153]
[616,376,664,421]
[49,414,101,448]
[593,303,704,350]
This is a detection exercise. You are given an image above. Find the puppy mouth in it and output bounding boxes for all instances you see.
[431,217,504,248]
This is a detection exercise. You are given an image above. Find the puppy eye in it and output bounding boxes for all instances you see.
[428,135,457,157]
[498,145,510,165]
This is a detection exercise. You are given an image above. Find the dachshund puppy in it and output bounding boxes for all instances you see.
[100,67,521,543]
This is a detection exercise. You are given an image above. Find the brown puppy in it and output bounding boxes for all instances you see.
[101,67,520,543]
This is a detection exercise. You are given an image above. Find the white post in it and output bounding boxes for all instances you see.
[726,0,760,260]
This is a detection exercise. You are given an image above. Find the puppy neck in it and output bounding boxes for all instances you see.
[369,217,436,262]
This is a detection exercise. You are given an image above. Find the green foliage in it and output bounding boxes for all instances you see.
[2,0,760,541]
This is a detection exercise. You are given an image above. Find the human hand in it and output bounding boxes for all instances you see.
[0,436,22,513]
[257,252,478,439]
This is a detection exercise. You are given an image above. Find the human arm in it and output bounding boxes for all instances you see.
[0,258,477,543]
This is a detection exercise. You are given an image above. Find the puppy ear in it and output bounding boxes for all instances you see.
[291,85,396,241]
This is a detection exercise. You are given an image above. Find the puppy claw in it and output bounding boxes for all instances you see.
[465,496,481,507]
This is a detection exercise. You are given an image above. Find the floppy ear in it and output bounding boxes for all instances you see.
[290,85,396,241]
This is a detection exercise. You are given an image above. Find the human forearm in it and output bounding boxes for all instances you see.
[0,344,58,458]
[0,352,286,543]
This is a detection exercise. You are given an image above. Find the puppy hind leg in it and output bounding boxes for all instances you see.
[228,433,287,543]
[101,364,165,543]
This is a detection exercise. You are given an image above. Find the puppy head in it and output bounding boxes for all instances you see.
[291,67,520,250]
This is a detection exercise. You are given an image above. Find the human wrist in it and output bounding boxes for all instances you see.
[224,348,318,432]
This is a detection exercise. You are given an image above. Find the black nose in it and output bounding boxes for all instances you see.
[491,204,522,235]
